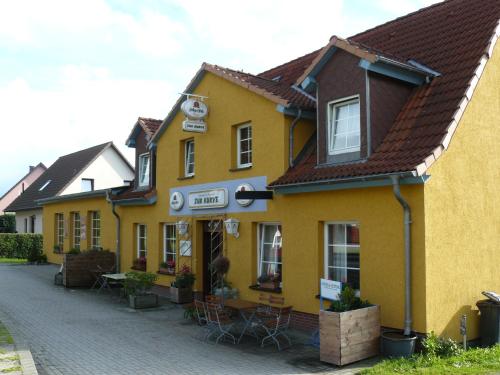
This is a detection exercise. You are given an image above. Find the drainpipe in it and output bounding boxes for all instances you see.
[106,190,121,272]
[289,109,303,168]
[390,175,412,336]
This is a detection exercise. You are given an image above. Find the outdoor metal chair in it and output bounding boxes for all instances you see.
[90,264,114,290]
[194,299,208,325]
[258,306,293,351]
[205,302,236,345]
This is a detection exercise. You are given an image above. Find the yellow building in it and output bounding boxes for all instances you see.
[42,0,500,341]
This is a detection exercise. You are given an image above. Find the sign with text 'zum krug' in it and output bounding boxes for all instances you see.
[181,97,208,133]
[188,188,228,210]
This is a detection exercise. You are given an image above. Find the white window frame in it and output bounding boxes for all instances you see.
[81,178,94,192]
[327,96,361,155]
[324,221,360,294]
[184,140,195,177]
[55,213,64,250]
[90,211,101,249]
[237,123,252,168]
[138,153,150,187]
[163,223,177,264]
[72,212,81,250]
[137,224,147,259]
[257,223,282,285]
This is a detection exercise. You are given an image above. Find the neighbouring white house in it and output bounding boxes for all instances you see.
[5,142,134,233]
[0,163,47,215]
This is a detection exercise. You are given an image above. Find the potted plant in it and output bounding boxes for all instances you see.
[124,271,159,309]
[319,286,380,366]
[170,264,195,304]
[132,256,147,271]
[53,244,62,253]
[257,272,280,289]
[159,260,175,275]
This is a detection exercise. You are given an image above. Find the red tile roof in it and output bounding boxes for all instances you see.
[138,117,162,138]
[270,0,500,187]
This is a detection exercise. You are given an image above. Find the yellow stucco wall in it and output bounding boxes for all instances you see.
[423,42,500,340]
[41,196,116,264]
[114,70,428,333]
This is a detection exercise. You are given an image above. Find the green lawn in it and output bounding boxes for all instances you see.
[362,345,500,374]
[0,258,27,264]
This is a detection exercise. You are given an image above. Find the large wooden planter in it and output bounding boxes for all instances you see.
[319,305,380,366]
[63,251,115,288]
[170,287,192,304]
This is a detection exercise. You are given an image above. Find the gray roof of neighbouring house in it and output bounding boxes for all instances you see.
[5,142,130,212]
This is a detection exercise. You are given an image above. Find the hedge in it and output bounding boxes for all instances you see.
[0,234,43,261]
[0,215,15,233]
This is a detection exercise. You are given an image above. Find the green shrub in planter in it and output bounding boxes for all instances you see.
[124,271,159,309]
[66,248,81,255]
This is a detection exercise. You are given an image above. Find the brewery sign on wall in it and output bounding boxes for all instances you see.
[181,95,208,133]
[188,188,228,209]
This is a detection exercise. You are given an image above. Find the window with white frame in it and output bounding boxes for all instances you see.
[258,223,282,284]
[72,212,81,250]
[55,213,64,251]
[237,124,252,168]
[90,211,101,249]
[163,223,176,265]
[137,224,147,258]
[325,223,360,290]
[328,97,360,155]
[138,153,150,187]
[81,178,94,192]
[185,140,195,177]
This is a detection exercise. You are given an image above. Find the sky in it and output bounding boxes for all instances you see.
[0,0,439,194]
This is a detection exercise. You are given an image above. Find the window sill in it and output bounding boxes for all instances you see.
[157,269,176,276]
[229,165,252,172]
[249,284,282,294]
[131,266,146,272]
[177,175,194,181]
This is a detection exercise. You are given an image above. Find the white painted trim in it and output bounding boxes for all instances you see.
[136,223,147,258]
[236,123,253,168]
[138,153,150,187]
[163,223,177,263]
[256,222,281,280]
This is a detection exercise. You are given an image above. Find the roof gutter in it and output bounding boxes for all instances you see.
[36,189,108,205]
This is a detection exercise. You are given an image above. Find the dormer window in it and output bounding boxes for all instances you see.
[138,153,150,187]
[328,97,360,155]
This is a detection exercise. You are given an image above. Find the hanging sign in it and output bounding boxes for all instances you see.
[235,183,254,207]
[320,278,342,301]
[188,188,228,209]
[181,97,208,133]
[169,191,184,211]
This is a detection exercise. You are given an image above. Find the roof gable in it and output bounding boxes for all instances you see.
[5,142,132,211]
[125,117,162,147]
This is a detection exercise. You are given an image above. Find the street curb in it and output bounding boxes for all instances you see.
[0,311,38,375]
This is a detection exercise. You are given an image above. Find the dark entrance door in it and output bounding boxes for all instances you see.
[202,220,224,296]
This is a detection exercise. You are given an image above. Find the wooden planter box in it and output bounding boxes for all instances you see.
[129,294,159,309]
[63,251,115,288]
[170,287,192,304]
[319,305,380,366]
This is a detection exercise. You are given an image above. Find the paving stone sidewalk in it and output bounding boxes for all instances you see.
[0,264,376,375]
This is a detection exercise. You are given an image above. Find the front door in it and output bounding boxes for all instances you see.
[202,220,224,296]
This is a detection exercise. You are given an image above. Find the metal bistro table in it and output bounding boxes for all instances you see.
[97,273,127,294]
[224,299,260,344]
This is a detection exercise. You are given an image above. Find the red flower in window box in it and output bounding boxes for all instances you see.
[132,257,147,271]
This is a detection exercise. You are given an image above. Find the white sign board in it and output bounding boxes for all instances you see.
[320,278,342,301]
[169,191,184,211]
[188,188,228,209]
[182,119,207,133]
[235,183,254,207]
[181,98,208,120]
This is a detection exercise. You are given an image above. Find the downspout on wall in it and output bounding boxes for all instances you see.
[289,109,303,168]
[106,190,121,272]
[391,175,412,336]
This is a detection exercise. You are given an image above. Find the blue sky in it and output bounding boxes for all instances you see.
[0,0,438,194]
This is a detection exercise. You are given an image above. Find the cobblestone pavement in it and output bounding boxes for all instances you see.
[0,264,377,375]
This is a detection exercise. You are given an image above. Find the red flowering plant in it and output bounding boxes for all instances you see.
[172,264,195,288]
[133,256,147,270]
[159,260,176,274]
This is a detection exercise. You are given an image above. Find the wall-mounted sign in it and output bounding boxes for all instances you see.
[180,240,192,256]
[181,98,208,120]
[182,119,207,133]
[169,191,184,211]
[235,183,254,207]
[188,188,228,209]
[320,278,342,301]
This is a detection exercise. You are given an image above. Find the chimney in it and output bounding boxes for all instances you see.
[29,165,35,172]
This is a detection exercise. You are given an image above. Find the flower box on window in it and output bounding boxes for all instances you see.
[257,273,280,290]
[158,261,175,275]
[132,257,147,271]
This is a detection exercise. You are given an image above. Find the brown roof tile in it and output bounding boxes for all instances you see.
[270,0,500,187]
[138,117,162,138]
